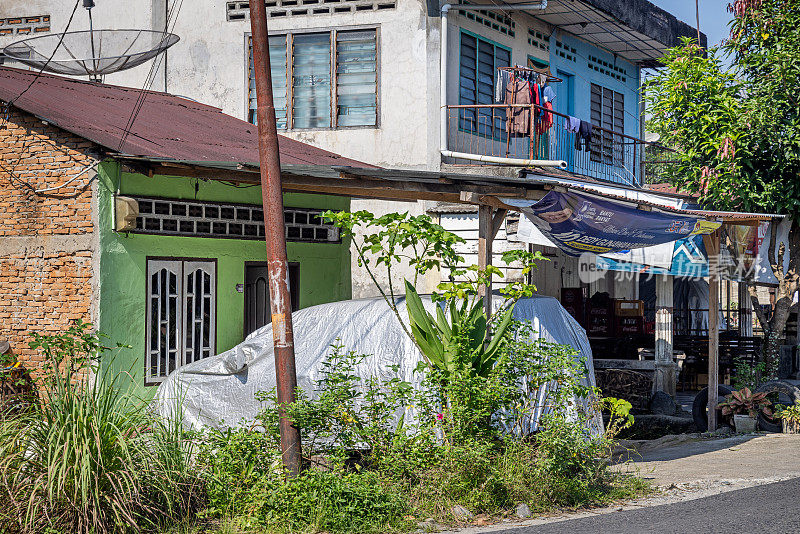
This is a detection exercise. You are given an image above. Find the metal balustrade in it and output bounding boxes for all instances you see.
[444,103,652,186]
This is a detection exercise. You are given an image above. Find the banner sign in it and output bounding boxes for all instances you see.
[522,190,721,256]
[593,234,709,278]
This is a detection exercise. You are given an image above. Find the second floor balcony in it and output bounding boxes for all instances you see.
[443,102,650,187]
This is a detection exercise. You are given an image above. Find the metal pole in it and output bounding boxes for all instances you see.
[248,0,302,477]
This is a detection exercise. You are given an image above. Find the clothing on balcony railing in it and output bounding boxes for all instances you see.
[505,76,532,135]
[576,120,593,152]
[565,115,581,133]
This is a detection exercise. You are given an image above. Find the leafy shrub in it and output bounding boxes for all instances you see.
[0,321,201,534]
[253,469,409,534]
[196,428,283,519]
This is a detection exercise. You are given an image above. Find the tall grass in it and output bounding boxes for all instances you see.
[0,322,202,533]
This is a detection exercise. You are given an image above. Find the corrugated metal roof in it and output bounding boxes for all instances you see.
[0,67,370,168]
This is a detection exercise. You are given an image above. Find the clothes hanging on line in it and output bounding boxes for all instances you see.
[495,70,511,103]
[537,101,554,134]
[542,85,556,104]
[505,75,532,135]
[565,115,581,133]
[576,120,593,151]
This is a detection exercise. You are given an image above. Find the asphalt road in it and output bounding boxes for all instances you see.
[493,477,800,534]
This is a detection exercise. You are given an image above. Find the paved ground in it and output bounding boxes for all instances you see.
[488,477,800,533]
[442,433,800,534]
[616,432,800,486]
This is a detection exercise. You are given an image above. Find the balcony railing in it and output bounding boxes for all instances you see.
[444,103,649,186]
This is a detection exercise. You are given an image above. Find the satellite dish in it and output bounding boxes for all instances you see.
[645,132,661,143]
[3,29,179,79]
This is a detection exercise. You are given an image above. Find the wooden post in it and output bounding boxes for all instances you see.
[655,274,676,397]
[477,206,507,320]
[704,229,722,432]
[478,204,493,319]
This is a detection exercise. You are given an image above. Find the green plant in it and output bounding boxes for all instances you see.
[731,356,775,390]
[254,469,409,534]
[774,403,800,423]
[405,281,514,379]
[0,321,201,534]
[646,0,800,371]
[719,387,773,419]
[196,428,283,519]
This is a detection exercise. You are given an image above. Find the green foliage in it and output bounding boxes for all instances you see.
[405,281,514,379]
[646,0,800,218]
[0,322,201,534]
[774,403,800,423]
[196,429,283,520]
[603,397,635,437]
[719,387,773,418]
[254,469,409,534]
[732,356,776,390]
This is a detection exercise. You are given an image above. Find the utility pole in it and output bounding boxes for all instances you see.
[695,0,702,46]
[248,0,302,477]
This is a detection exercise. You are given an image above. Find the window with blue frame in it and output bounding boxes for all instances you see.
[248,29,378,129]
[590,83,624,165]
[458,31,510,140]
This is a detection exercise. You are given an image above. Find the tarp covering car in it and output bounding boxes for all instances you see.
[154,295,601,436]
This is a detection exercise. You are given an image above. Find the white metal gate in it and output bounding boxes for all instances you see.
[146,259,216,384]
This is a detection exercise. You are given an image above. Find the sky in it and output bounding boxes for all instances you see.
[648,0,735,49]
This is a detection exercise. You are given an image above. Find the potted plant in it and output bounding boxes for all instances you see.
[718,387,772,433]
[774,404,800,434]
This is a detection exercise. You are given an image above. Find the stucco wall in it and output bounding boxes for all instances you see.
[96,162,351,394]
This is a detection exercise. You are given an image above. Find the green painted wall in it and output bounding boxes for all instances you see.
[96,161,351,396]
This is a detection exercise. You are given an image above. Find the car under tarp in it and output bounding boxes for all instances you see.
[154,295,602,436]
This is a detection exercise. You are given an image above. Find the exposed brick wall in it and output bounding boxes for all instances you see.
[0,107,98,377]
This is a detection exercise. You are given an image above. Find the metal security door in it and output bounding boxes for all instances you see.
[244,262,300,338]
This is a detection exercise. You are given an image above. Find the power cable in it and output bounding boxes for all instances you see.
[117,0,184,152]
[0,0,83,191]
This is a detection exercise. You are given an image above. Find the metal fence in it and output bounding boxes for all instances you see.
[445,103,649,186]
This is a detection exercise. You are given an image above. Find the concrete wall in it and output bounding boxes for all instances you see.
[0,1,650,299]
[96,162,351,395]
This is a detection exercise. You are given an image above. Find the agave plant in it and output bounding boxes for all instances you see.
[404,281,514,379]
[719,387,773,419]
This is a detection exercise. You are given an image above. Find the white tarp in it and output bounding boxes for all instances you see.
[154,296,601,436]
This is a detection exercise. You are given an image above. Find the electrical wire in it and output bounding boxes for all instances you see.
[117,0,184,152]
[4,0,82,109]
[0,0,84,192]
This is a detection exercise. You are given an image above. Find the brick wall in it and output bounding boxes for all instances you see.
[0,107,99,376]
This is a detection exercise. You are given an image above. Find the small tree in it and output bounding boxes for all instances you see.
[645,0,800,371]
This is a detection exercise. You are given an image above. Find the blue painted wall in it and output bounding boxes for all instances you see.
[547,32,641,141]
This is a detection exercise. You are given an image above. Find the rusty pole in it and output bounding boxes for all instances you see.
[248,0,302,477]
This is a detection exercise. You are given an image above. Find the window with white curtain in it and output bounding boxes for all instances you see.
[247,28,378,129]
[146,259,216,385]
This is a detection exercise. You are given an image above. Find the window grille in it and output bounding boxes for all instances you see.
[590,83,624,166]
[458,31,510,141]
[555,40,576,62]
[459,8,515,38]
[146,259,216,384]
[247,29,378,129]
[227,0,395,21]
[132,197,340,243]
[0,15,50,36]
[587,54,627,83]
[527,29,549,52]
